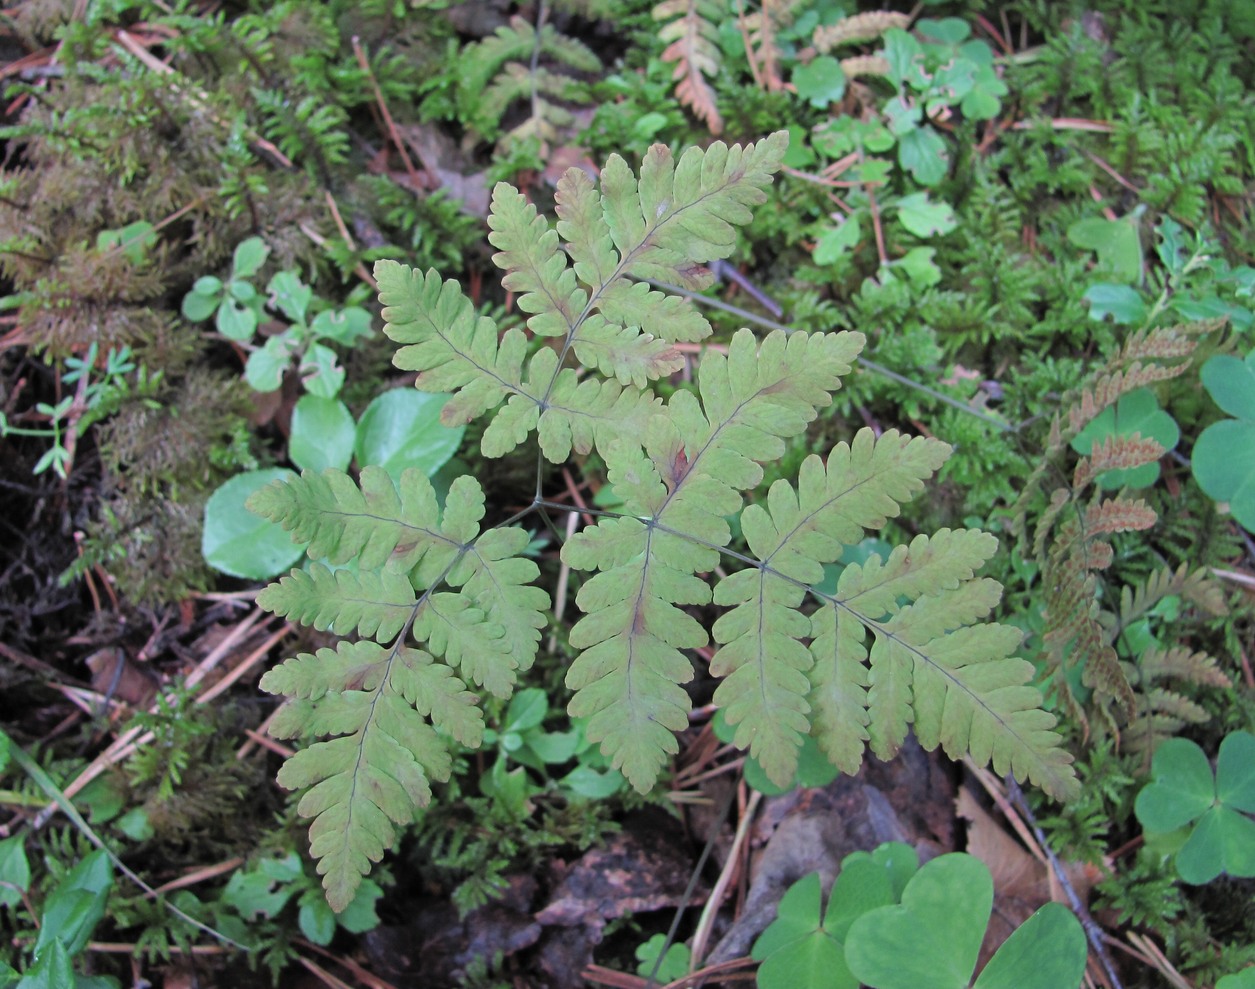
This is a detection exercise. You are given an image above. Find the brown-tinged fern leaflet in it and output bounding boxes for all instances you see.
[248,131,1078,910]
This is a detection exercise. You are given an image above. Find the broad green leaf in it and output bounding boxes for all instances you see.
[845,854,992,989]
[0,836,29,908]
[204,469,306,580]
[1071,388,1178,489]
[232,236,269,279]
[267,270,311,324]
[289,396,355,473]
[181,289,219,322]
[96,220,156,264]
[504,687,549,733]
[883,29,928,90]
[895,192,958,237]
[793,55,846,108]
[1217,731,1255,812]
[635,934,690,983]
[1083,283,1148,324]
[1135,736,1217,832]
[753,874,857,989]
[972,902,1086,989]
[1067,216,1142,283]
[1175,806,1255,884]
[1192,419,1255,532]
[300,342,345,398]
[1201,352,1255,421]
[298,894,337,945]
[1218,969,1255,989]
[897,127,949,186]
[34,849,112,958]
[245,336,293,392]
[311,306,373,346]
[20,940,75,989]
[354,390,465,480]
[814,218,862,265]
[216,297,258,341]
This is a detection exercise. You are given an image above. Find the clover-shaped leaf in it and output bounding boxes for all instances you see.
[1134,732,1255,884]
[1194,351,1255,532]
[1071,388,1178,488]
[844,854,1086,989]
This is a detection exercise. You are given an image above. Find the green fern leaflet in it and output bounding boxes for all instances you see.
[250,132,1077,910]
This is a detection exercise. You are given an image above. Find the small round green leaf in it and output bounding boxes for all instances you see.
[1067,216,1143,283]
[845,854,993,989]
[182,289,220,323]
[267,270,312,325]
[289,395,355,473]
[896,192,958,238]
[972,902,1086,989]
[229,279,257,304]
[896,127,949,186]
[300,342,345,399]
[203,469,306,580]
[354,390,465,480]
[311,306,373,346]
[1083,283,1148,325]
[216,298,258,341]
[793,55,846,108]
[1192,419,1255,532]
[232,237,270,279]
[245,337,293,393]
[1201,352,1255,421]
[1135,737,1217,833]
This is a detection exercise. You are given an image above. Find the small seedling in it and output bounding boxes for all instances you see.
[1134,731,1255,884]
[182,237,270,339]
[1192,348,1255,532]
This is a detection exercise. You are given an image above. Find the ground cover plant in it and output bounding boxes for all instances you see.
[0,1,1252,987]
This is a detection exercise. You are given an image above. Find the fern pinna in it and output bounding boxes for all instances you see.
[249,131,1078,910]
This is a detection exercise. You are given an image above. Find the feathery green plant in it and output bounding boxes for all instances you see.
[248,131,1078,910]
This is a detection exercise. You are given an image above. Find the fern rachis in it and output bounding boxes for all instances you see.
[251,131,1077,910]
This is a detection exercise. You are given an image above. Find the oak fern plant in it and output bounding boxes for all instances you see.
[248,131,1078,910]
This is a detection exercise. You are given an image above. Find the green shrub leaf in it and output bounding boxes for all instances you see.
[203,469,306,580]
[290,396,355,473]
[354,390,465,480]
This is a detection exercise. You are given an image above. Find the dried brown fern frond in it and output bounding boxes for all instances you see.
[813,11,910,53]
[654,0,725,134]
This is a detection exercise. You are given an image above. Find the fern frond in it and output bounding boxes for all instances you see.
[252,468,547,909]
[258,564,416,642]
[563,328,864,789]
[248,466,462,571]
[1139,645,1231,689]
[711,430,950,782]
[1073,434,1165,489]
[740,0,798,92]
[654,0,726,134]
[263,641,481,911]
[377,266,527,426]
[379,133,789,460]
[459,16,600,141]
[823,531,1075,798]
